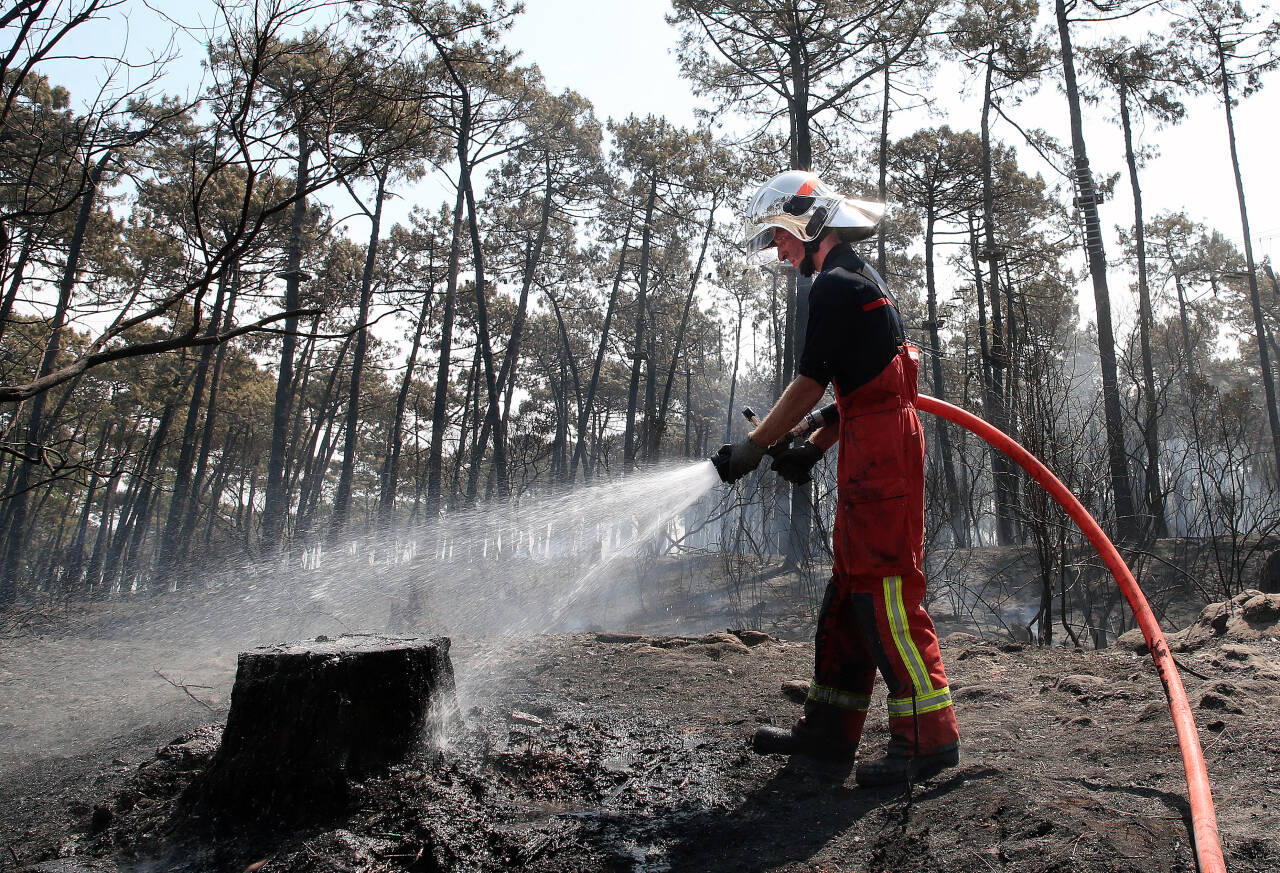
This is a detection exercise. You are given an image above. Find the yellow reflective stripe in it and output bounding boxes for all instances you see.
[807,682,871,712]
[915,699,955,716]
[887,686,952,716]
[883,575,932,694]
[896,691,957,711]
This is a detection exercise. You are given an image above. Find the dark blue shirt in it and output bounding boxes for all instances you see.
[797,244,904,396]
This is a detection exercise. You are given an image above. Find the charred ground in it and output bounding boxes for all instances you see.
[3,590,1279,873]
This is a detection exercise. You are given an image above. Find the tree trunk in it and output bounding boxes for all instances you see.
[546,289,583,481]
[262,123,310,549]
[178,274,240,561]
[0,231,33,347]
[380,286,433,525]
[426,184,468,517]
[0,152,109,602]
[295,331,355,534]
[725,299,745,442]
[1055,0,1138,541]
[159,269,230,575]
[1119,80,1167,536]
[203,636,458,823]
[469,160,556,493]
[570,220,632,482]
[1214,30,1280,482]
[462,176,509,502]
[330,168,387,541]
[925,215,969,546]
[652,194,717,459]
[876,50,891,275]
[624,177,658,472]
[979,55,1017,546]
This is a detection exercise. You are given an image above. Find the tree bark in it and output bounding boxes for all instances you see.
[426,184,468,517]
[925,214,969,546]
[1214,28,1280,482]
[571,220,631,482]
[1119,79,1167,536]
[202,635,458,823]
[262,123,310,549]
[1055,0,1138,541]
[979,54,1017,546]
[0,152,109,601]
[330,168,387,541]
[624,177,658,472]
[652,194,717,459]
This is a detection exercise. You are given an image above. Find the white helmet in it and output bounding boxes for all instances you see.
[742,170,885,255]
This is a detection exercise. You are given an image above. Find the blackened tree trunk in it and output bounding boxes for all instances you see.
[624,177,658,472]
[425,185,468,517]
[469,159,556,495]
[203,635,459,823]
[158,270,231,575]
[462,177,509,502]
[571,219,632,482]
[1213,28,1280,482]
[924,216,969,546]
[0,152,109,602]
[1118,79,1168,536]
[979,55,1017,546]
[546,289,583,483]
[0,231,33,347]
[177,275,240,562]
[262,124,311,549]
[876,53,891,275]
[1055,0,1138,542]
[380,286,433,525]
[652,194,718,459]
[330,167,388,541]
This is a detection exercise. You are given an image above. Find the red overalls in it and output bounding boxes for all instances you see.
[807,343,959,754]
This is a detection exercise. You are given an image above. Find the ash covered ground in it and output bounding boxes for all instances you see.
[2,585,1280,873]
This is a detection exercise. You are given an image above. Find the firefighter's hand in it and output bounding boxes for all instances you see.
[711,436,767,484]
[770,441,824,485]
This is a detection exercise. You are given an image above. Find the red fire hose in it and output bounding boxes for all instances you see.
[917,394,1225,873]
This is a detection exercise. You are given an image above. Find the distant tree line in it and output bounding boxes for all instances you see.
[0,0,1277,625]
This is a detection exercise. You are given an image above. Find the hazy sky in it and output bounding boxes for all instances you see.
[36,0,1280,298]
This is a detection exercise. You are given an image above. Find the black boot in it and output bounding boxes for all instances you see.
[752,706,857,760]
[854,742,958,787]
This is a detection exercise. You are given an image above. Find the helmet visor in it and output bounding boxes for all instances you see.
[741,181,840,252]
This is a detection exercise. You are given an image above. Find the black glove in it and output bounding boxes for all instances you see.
[770,440,824,485]
[710,436,767,484]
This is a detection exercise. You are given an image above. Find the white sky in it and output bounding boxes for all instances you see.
[31,0,1280,332]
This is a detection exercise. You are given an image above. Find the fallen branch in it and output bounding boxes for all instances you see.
[154,669,217,712]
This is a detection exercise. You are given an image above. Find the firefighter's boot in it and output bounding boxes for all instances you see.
[752,703,860,760]
[854,741,958,787]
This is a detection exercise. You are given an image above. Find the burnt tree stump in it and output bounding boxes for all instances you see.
[202,634,458,822]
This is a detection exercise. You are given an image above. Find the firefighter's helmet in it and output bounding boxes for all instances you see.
[742,170,884,255]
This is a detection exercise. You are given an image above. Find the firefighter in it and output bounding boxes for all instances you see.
[713,169,960,787]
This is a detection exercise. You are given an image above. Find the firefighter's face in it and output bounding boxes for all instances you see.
[774,229,805,268]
